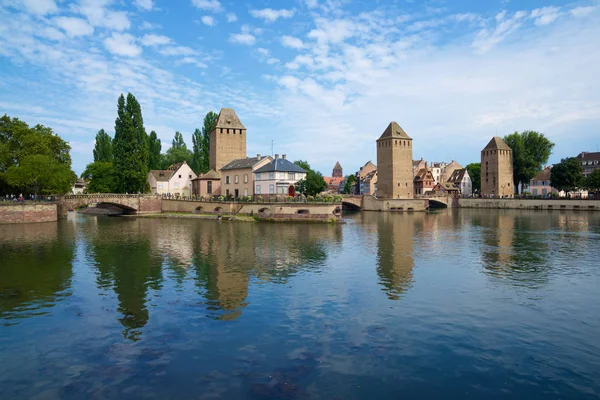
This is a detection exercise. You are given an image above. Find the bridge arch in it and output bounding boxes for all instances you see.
[96,202,137,214]
[428,199,448,209]
[342,200,362,211]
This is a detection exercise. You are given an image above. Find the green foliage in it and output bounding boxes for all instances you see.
[503,131,555,193]
[112,93,149,193]
[550,158,584,194]
[293,160,327,196]
[293,160,311,171]
[465,163,481,193]
[193,111,218,174]
[147,130,162,170]
[343,174,356,194]
[585,169,600,192]
[0,114,76,195]
[93,129,113,162]
[191,128,203,173]
[82,161,115,193]
[161,131,193,168]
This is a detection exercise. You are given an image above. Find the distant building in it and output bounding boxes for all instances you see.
[355,161,377,195]
[576,152,600,177]
[413,165,435,195]
[71,179,87,194]
[323,161,345,193]
[361,170,378,196]
[447,168,473,196]
[413,159,426,175]
[220,154,272,198]
[254,154,306,197]
[376,122,413,199]
[481,137,514,198]
[431,182,460,196]
[192,169,221,198]
[332,161,343,177]
[147,161,197,196]
[210,108,247,172]
[429,161,447,184]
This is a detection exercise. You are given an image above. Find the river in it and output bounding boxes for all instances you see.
[1,210,599,399]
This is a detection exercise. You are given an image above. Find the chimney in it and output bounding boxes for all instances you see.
[275,154,279,159]
[257,154,261,160]
[282,154,286,160]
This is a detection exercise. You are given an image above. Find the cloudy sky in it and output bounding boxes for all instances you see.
[1,0,599,175]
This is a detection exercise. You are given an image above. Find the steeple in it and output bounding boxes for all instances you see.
[332,161,343,177]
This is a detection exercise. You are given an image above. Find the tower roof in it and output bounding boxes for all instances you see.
[215,108,246,130]
[378,122,412,140]
[333,161,342,170]
[483,136,511,151]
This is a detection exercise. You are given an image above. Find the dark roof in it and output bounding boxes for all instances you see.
[577,152,600,161]
[531,167,552,181]
[435,182,459,192]
[254,158,306,173]
[333,161,342,170]
[215,108,246,130]
[447,168,467,183]
[192,169,221,180]
[414,168,434,182]
[150,169,175,182]
[483,137,511,151]
[363,170,377,183]
[378,121,411,140]
[221,156,270,171]
[167,162,185,171]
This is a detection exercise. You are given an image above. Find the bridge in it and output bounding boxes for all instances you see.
[57,194,162,217]
[341,195,363,210]
[342,195,453,210]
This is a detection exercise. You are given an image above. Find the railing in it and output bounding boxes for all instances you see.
[160,193,343,204]
[62,193,148,199]
[0,196,57,204]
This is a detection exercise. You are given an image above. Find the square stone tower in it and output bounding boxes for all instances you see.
[210,108,247,171]
[481,136,514,198]
[376,122,414,199]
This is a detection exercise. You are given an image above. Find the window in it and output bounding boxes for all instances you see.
[289,172,295,180]
[269,184,274,194]
[279,172,285,180]
[226,176,230,184]
[226,189,230,196]
[244,174,248,183]
[244,188,248,196]
[277,185,285,194]
[269,172,275,180]
[189,175,192,179]
[234,175,239,184]
[178,175,182,178]
[207,181,212,194]
[256,185,261,194]
[256,173,261,181]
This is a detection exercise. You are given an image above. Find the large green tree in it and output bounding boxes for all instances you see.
[550,158,584,195]
[93,129,113,162]
[465,163,481,194]
[343,174,356,194]
[294,160,327,196]
[4,154,76,196]
[82,161,115,193]
[193,111,218,174]
[147,130,162,170]
[112,93,149,193]
[503,131,555,194]
[161,131,193,168]
[585,169,600,195]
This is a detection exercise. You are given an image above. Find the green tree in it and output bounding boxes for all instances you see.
[4,154,76,196]
[82,162,115,193]
[112,93,149,193]
[196,111,218,173]
[503,131,555,194]
[293,160,311,171]
[343,174,356,194]
[93,129,113,162]
[147,130,162,170]
[465,163,481,194]
[191,128,202,173]
[550,158,584,195]
[161,131,193,168]
[293,160,327,196]
[584,169,600,195]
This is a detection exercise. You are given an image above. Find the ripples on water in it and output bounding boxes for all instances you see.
[1,210,599,399]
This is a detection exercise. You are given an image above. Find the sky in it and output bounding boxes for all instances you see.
[0,0,599,176]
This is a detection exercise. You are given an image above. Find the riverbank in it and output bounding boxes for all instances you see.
[123,212,343,224]
[0,202,57,224]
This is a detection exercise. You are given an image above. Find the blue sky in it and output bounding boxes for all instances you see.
[1,0,599,176]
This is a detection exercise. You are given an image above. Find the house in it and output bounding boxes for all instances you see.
[576,152,600,177]
[529,167,558,197]
[413,159,426,175]
[355,161,377,195]
[431,182,460,196]
[362,170,378,196]
[71,179,87,194]
[447,168,473,196]
[147,161,197,196]
[323,162,345,193]
[440,160,463,183]
[191,169,221,198]
[220,154,272,198]
[254,154,307,197]
[414,166,435,195]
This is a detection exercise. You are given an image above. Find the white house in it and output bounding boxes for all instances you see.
[147,161,197,196]
[447,168,473,196]
[253,154,307,197]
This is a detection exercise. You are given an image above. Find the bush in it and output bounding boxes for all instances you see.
[287,196,294,202]
[218,195,224,201]
[245,195,252,202]
[307,195,314,202]
[257,196,263,202]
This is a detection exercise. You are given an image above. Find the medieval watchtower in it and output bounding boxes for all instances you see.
[210,108,247,171]
[376,122,414,199]
[481,136,514,198]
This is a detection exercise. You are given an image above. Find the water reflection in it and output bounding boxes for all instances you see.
[0,223,75,323]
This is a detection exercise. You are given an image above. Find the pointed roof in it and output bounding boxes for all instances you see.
[333,161,342,170]
[193,169,221,180]
[378,122,411,140]
[483,136,511,151]
[215,108,246,130]
[447,168,467,184]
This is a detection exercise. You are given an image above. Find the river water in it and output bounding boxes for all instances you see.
[1,210,599,399]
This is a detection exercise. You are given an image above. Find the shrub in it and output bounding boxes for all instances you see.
[218,195,224,201]
[307,195,314,202]
[287,196,294,202]
[246,195,252,202]
[257,196,263,202]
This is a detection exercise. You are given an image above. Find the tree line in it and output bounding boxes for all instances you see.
[83,93,219,193]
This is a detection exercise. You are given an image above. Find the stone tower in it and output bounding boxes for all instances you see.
[332,161,343,178]
[210,108,247,171]
[376,122,414,199]
[481,136,514,198]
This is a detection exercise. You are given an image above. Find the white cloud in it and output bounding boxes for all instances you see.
[53,17,94,37]
[472,10,527,53]
[570,6,596,18]
[140,34,171,46]
[75,0,131,31]
[226,12,238,22]
[158,46,196,56]
[256,48,270,56]
[134,0,154,11]
[307,18,356,43]
[177,57,207,68]
[530,6,561,26]
[103,33,142,57]
[229,32,256,45]
[304,0,318,9]
[250,8,295,22]
[201,16,216,26]
[191,0,222,12]
[22,0,58,15]
[139,21,161,30]
[281,35,304,49]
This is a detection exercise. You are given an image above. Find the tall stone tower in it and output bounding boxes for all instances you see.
[376,122,414,199]
[210,108,247,171]
[332,161,343,178]
[481,136,514,198]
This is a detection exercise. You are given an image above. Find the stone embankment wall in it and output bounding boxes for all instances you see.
[0,203,57,224]
[362,196,428,212]
[161,200,342,220]
[458,198,600,211]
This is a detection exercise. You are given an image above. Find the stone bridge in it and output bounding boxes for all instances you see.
[57,194,162,217]
[341,195,363,210]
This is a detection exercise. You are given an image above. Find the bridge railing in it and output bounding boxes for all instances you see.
[161,193,343,204]
[62,194,150,199]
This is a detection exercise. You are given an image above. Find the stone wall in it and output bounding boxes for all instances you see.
[362,196,428,212]
[0,203,57,224]
[458,198,600,211]
[139,196,163,214]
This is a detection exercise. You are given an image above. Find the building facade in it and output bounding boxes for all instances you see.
[220,155,272,198]
[447,168,473,196]
[323,161,345,193]
[254,155,306,197]
[376,122,413,199]
[413,166,435,195]
[355,161,377,195]
[147,161,197,196]
[361,170,377,196]
[191,169,221,198]
[209,108,247,172]
[577,152,600,177]
[481,137,514,198]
